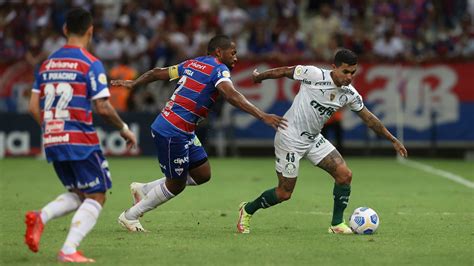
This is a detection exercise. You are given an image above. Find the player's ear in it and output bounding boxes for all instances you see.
[331,63,337,70]
[215,47,222,59]
[63,24,68,36]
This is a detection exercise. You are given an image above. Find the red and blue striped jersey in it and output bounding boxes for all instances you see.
[32,45,110,162]
[151,56,232,136]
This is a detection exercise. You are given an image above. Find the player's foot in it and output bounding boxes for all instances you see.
[237,202,252,234]
[24,211,44,252]
[328,222,353,234]
[118,211,147,232]
[130,182,145,205]
[57,251,95,263]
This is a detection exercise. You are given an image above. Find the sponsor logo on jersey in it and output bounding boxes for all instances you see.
[77,177,100,189]
[300,131,317,140]
[222,71,231,78]
[45,120,65,134]
[189,61,207,70]
[314,81,332,86]
[173,156,189,165]
[295,66,303,76]
[45,60,79,70]
[302,79,311,85]
[315,137,326,148]
[310,100,336,117]
[43,133,70,144]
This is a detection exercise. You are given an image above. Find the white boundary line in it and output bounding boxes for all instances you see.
[398,158,474,189]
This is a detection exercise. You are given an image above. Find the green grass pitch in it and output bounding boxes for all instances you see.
[1,157,473,265]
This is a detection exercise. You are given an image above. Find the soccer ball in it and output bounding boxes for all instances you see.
[349,207,379,234]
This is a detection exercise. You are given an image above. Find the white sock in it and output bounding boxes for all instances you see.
[125,182,175,220]
[142,175,197,194]
[61,199,102,255]
[40,192,81,224]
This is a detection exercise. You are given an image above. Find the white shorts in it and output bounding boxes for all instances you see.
[274,132,335,178]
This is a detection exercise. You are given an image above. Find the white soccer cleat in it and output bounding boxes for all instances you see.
[130,182,146,205]
[118,211,147,232]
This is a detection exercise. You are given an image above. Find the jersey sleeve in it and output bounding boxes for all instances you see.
[348,87,364,112]
[168,60,187,81]
[31,70,41,94]
[211,64,232,87]
[293,65,324,82]
[88,60,110,100]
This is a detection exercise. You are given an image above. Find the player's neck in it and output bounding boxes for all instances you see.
[66,37,88,49]
[330,71,342,87]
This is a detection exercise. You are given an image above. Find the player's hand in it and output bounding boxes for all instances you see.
[392,139,408,158]
[120,128,137,150]
[252,69,262,83]
[262,113,288,130]
[111,80,135,90]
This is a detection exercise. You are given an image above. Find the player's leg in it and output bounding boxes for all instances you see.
[237,138,301,233]
[58,151,111,262]
[129,135,206,204]
[308,135,353,234]
[119,132,189,231]
[24,163,83,253]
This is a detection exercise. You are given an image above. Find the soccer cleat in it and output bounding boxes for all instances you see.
[118,211,147,232]
[328,222,353,234]
[130,182,146,205]
[237,202,252,234]
[24,211,44,253]
[57,251,95,263]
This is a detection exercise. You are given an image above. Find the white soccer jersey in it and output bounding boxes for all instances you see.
[278,65,364,148]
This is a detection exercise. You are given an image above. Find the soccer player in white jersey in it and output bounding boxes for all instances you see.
[236,49,408,234]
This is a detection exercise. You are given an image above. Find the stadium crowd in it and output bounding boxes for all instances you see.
[1,0,473,112]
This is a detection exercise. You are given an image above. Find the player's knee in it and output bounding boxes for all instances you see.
[192,174,211,185]
[276,188,293,202]
[335,167,352,185]
[84,193,107,206]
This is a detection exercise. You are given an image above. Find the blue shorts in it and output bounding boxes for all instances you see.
[52,151,112,193]
[152,129,208,179]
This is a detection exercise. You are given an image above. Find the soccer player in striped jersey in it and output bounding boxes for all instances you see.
[237,49,408,234]
[113,35,287,232]
[25,8,136,262]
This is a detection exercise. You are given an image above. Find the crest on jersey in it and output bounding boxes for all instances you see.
[285,163,296,175]
[295,66,303,76]
[174,167,184,176]
[330,93,335,101]
[338,95,348,105]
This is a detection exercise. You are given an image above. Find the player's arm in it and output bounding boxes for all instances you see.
[356,107,408,157]
[252,66,296,83]
[28,92,41,125]
[216,81,287,130]
[93,98,137,149]
[110,67,172,89]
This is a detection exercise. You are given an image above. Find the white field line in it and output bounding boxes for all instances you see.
[398,158,474,189]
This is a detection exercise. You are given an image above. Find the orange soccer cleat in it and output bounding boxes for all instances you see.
[24,211,44,253]
[57,251,95,263]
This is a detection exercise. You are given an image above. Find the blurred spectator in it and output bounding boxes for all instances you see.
[121,27,149,73]
[218,0,249,39]
[109,54,137,112]
[94,30,123,69]
[42,29,66,56]
[373,27,406,61]
[306,3,341,60]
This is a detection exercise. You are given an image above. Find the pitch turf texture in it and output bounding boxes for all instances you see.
[1,157,473,265]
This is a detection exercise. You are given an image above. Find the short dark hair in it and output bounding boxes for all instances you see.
[207,35,232,54]
[334,49,358,67]
[65,8,93,36]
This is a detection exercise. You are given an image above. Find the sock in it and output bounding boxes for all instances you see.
[125,182,175,220]
[244,188,280,215]
[40,192,81,224]
[61,198,102,255]
[331,183,351,226]
[142,175,197,194]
